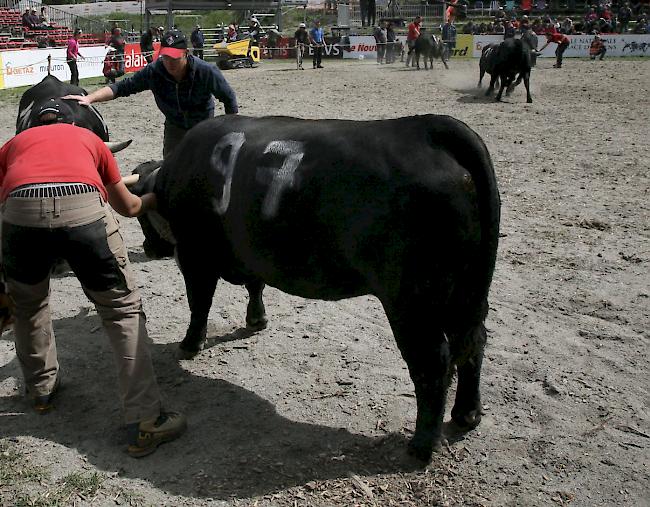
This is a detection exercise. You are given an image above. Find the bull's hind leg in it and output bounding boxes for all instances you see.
[384,301,452,462]
[449,323,486,431]
[176,241,219,358]
[245,279,268,330]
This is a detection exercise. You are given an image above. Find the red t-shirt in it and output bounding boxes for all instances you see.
[0,123,121,202]
[549,33,569,45]
[407,22,421,41]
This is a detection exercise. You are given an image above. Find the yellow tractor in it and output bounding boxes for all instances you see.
[213,38,261,69]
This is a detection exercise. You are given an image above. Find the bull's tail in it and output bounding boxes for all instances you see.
[425,114,501,329]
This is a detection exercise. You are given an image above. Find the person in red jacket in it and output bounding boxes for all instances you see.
[0,100,187,457]
[538,31,570,68]
[405,15,422,67]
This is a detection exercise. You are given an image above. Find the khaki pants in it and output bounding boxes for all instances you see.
[2,192,161,424]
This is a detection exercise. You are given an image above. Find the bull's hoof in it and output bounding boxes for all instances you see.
[178,337,205,360]
[407,436,440,463]
[451,408,482,432]
[527,98,533,104]
[246,315,268,331]
[143,239,175,259]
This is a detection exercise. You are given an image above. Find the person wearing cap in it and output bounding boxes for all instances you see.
[309,20,325,69]
[294,22,309,70]
[64,29,238,159]
[66,29,84,86]
[190,24,204,60]
[538,31,570,68]
[0,99,187,457]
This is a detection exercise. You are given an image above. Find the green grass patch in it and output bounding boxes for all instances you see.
[1,440,106,507]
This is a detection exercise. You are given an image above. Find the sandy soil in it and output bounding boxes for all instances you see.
[0,57,648,507]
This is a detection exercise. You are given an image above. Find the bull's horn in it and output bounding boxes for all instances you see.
[122,174,140,187]
[105,139,133,153]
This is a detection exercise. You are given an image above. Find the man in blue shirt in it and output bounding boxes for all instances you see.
[309,20,325,69]
[442,19,457,61]
[65,30,238,158]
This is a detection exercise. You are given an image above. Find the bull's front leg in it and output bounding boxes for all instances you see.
[176,242,219,359]
[245,279,268,330]
[495,75,511,101]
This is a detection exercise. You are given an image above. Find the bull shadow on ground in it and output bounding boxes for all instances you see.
[0,309,424,500]
[455,91,505,104]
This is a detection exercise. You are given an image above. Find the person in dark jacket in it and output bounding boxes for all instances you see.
[109,27,126,74]
[64,30,238,159]
[190,25,204,60]
[140,27,156,64]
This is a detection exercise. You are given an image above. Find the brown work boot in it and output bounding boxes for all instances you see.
[126,411,187,458]
[32,375,61,414]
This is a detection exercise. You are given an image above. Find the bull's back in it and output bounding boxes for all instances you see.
[159,115,499,303]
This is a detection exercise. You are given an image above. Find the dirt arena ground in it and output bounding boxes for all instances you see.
[1,57,648,506]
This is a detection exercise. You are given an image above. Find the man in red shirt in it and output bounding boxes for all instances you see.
[0,100,186,457]
[406,15,422,67]
[538,31,570,68]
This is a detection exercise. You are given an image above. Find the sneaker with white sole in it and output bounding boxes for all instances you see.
[126,411,187,458]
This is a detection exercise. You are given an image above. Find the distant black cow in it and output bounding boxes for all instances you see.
[16,74,109,140]
[129,114,501,462]
[414,31,449,70]
[478,35,537,103]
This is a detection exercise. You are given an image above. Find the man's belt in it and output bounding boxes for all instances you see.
[8,183,98,199]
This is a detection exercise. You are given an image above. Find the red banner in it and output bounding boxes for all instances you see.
[123,42,160,72]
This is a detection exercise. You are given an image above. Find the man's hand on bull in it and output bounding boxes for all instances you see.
[62,94,92,106]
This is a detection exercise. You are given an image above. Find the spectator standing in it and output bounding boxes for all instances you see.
[309,20,325,69]
[109,27,126,75]
[374,21,387,64]
[504,20,516,38]
[442,19,457,60]
[66,29,84,86]
[65,30,238,160]
[0,100,187,457]
[191,25,204,60]
[266,28,280,59]
[538,31,570,68]
[227,23,238,42]
[618,2,632,32]
[405,15,422,67]
[140,27,156,64]
[360,0,369,27]
[589,34,607,59]
[294,22,309,70]
[386,21,397,63]
[367,0,376,27]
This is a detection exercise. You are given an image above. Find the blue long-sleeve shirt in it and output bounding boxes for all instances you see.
[108,55,238,130]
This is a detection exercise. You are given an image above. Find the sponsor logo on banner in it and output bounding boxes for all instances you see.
[0,46,107,89]
[473,33,650,58]
[343,36,377,59]
[451,34,472,58]
[124,43,151,72]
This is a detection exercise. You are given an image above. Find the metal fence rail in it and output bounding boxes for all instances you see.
[347,3,445,29]
[0,0,105,37]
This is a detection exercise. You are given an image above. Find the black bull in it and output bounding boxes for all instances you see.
[478,35,537,103]
[16,74,109,139]
[132,114,501,461]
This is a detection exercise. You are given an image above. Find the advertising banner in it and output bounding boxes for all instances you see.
[450,34,472,58]
[473,33,650,58]
[123,42,160,72]
[0,46,109,89]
